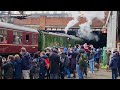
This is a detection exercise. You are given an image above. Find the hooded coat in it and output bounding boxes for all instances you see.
[109,53,119,69]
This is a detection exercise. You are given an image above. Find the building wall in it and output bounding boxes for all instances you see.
[13,15,105,30]
[107,13,112,49]
[106,11,117,51]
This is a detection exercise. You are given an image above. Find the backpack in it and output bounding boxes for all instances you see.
[79,53,88,71]
[79,60,86,69]
[44,58,50,69]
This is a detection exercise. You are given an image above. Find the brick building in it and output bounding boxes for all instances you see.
[13,11,109,32]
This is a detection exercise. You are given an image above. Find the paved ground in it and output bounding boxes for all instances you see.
[65,68,120,79]
[87,69,112,79]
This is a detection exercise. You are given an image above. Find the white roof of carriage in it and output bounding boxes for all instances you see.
[0,21,38,33]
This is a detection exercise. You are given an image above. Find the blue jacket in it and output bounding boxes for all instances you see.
[64,47,68,53]
[94,49,101,60]
[110,53,119,69]
[96,50,101,59]
[21,52,32,70]
[14,59,22,79]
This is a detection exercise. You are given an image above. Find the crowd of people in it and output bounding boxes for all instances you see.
[0,43,120,79]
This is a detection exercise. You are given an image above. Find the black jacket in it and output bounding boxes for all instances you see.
[49,52,60,74]
[118,55,120,67]
[110,53,119,69]
[3,61,15,79]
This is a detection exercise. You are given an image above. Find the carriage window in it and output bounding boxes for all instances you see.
[0,29,7,44]
[13,31,22,44]
[26,35,29,42]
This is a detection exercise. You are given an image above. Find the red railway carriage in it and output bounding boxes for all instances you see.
[0,22,38,55]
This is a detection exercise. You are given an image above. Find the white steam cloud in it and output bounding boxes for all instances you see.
[64,11,105,41]
[78,22,99,41]
[64,11,80,33]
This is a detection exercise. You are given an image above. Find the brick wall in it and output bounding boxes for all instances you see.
[39,16,46,30]
[13,11,109,30]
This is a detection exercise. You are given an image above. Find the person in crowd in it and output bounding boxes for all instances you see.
[109,52,119,79]
[30,59,40,79]
[2,57,7,78]
[79,45,85,53]
[0,56,2,79]
[2,57,7,64]
[49,48,60,79]
[118,51,120,76]
[64,47,68,54]
[83,43,91,62]
[83,43,88,49]
[94,48,101,70]
[0,36,7,44]
[59,47,65,79]
[70,48,79,78]
[68,47,72,75]
[74,44,80,52]
[77,45,88,79]
[3,55,15,79]
[106,50,111,72]
[88,49,95,73]
[64,54,70,78]
[20,47,32,79]
[76,51,82,79]
[77,52,88,79]
[30,52,40,79]
[45,48,51,58]
[32,51,40,60]
[14,54,22,79]
[45,49,51,79]
[38,52,47,79]
[59,47,70,79]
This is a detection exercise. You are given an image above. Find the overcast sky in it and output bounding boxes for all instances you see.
[4,11,71,14]
[0,11,104,15]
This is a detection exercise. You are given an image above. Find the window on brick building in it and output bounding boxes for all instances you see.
[52,28,57,30]
[46,28,52,30]
[94,28,100,31]
[57,28,62,30]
